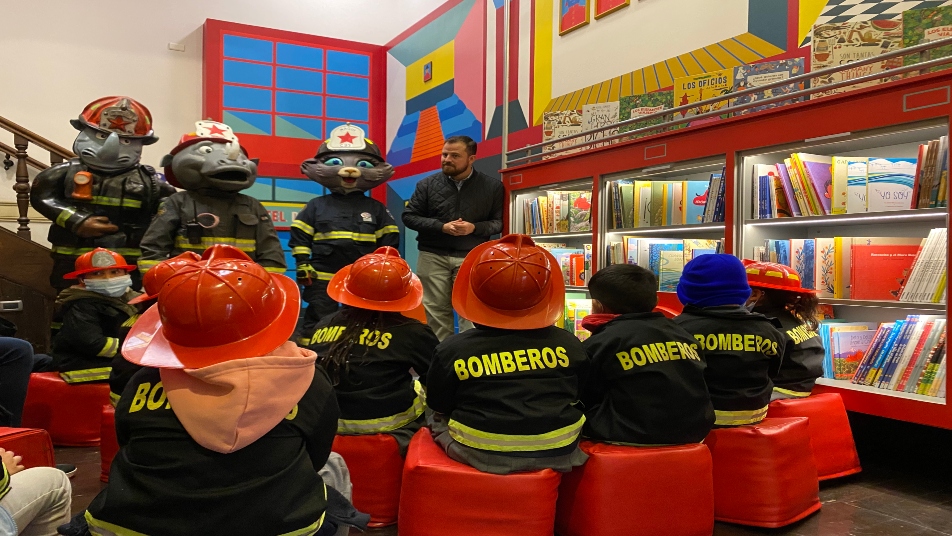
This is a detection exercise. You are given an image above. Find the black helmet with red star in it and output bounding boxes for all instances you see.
[314,124,383,160]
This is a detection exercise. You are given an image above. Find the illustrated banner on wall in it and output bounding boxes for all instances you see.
[594,0,629,19]
[582,102,619,148]
[542,110,583,159]
[560,0,590,35]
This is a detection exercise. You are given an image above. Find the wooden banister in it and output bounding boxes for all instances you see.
[0,116,74,161]
[0,141,48,171]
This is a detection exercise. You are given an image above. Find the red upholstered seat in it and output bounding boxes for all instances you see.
[556,441,714,536]
[705,417,821,528]
[20,372,111,446]
[767,393,861,481]
[399,429,561,536]
[100,405,119,483]
[331,434,404,527]
[0,427,55,469]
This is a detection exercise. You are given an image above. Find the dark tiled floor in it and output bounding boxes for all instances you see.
[55,411,952,535]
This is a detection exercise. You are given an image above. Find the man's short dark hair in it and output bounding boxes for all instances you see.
[588,264,658,314]
[445,136,477,156]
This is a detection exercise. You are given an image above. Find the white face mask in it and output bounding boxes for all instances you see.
[85,275,132,298]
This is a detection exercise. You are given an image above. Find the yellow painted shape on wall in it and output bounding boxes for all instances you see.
[406,41,455,101]
[643,66,660,93]
[533,0,554,125]
[632,70,646,95]
[667,57,689,80]
[733,32,784,59]
[706,43,740,70]
[607,76,621,102]
[692,48,724,72]
[620,73,632,98]
[654,62,674,89]
[799,0,829,45]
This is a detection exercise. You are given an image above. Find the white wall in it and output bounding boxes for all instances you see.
[549,0,750,97]
[1,0,445,171]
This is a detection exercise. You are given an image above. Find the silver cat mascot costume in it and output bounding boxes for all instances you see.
[137,121,286,274]
[30,96,176,291]
[289,123,400,341]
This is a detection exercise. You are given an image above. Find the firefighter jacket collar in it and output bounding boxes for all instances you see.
[159,341,316,454]
[579,313,621,334]
[56,286,139,318]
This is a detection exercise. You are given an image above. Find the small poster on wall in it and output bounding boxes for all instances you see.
[543,110,584,159]
[560,0,590,35]
[582,102,620,148]
[595,0,629,19]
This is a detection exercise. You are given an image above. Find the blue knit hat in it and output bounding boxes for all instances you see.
[677,254,751,307]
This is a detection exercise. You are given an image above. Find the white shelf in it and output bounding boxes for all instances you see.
[820,298,947,311]
[605,223,725,236]
[743,208,947,228]
[528,232,592,240]
[565,285,590,293]
[815,378,945,405]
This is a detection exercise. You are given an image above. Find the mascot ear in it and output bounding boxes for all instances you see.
[251,158,260,165]
[160,154,174,167]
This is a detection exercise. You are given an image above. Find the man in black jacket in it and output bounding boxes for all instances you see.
[402,136,504,341]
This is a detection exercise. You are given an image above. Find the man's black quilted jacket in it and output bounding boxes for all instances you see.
[402,170,504,255]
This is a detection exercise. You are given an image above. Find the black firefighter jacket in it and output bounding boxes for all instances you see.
[760,305,825,396]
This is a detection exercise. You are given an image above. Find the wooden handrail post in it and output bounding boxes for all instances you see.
[13,134,31,240]
[49,152,63,166]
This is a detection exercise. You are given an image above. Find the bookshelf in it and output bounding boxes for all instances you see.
[502,67,952,429]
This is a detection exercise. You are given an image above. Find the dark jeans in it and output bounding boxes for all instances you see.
[0,337,34,426]
[297,280,340,343]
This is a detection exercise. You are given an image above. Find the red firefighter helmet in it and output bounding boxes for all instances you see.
[453,234,565,330]
[328,247,423,312]
[70,96,157,143]
[744,261,816,294]
[122,245,300,369]
[129,252,202,305]
[163,121,250,188]
[63,248,136,279]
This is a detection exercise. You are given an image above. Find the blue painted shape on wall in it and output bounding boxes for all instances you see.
[436,95,482,142]
[224,60,273,87]
[326,50,370,76]
[277,43,324,69]
[275,178,325,202]
[326,74,370,99]
[276,116,323,139]
[748,0,787,50]
[387,0,476,66]
[276,92,323,116]
[406,80,455,115]
[244,179,274,200]
[224,35,273,62]
[386,112,420,166]
[222,110,272,135]
[223,85,272,111]
[326,98,368,122]
[276,67,323,92]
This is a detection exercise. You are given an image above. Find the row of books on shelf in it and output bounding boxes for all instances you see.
[606,238,723,291]
[537,244,593,287]
[606,170,727,230]
[752,229,948,303]
[822,315,947,398]
[522,191,592,235]
[750,140,948,220]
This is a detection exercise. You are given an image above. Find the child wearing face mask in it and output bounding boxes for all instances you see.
[49,248,141,384]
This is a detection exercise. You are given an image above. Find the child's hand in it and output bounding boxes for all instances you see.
[0,448,24,475]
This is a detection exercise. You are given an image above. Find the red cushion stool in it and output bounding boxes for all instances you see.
[20,372,111,446]
[705,417,820,528]
[399,429,561,536]
[767,393,861,481]
[556,441,714,536]
[0,427,55,469]
[331,434,404,527]
[100,405,119,483]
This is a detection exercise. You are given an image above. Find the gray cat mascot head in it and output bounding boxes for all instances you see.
[301,124,394,194]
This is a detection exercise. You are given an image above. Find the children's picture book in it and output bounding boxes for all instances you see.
[674,68,733,122]
[542,110,583,158]
[833,329,876,380]
[867,158,916,212]
[648,241,683,280]
[568,192,593,232]
[795,154,834,215]
[730,58,806,114]
[765,239,791,266]
[625,237,639,264]
[903,6,952,72]
[659,250,685,292]
[790,239,816,290]
[582,102,620,147]
[811,20,903,97]
[683,180,709,224]
[815,238,836,297]
[845,157,870,213]
[683,239,719,266]
[619,91,674,134]
[850,244,921,301]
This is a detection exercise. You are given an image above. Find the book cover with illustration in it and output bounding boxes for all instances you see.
[683,180,710,224]
[619,91,675,134]
[674,68,733,121]
[811,20,903,97]
[568,191,593,232]
[796,154,834,215]
[659,250,685,292]
[683,239,719,266]
[845,157,870,213]
[542,110,583,157]
[867,158,916,212]
[833,330,876,380]
[648,241,683,279]
[790,239,816,290]
[582,102,620,146]
[765,239,791,266]
[815,238,836,298]
[850,244,921,300]
[903,6,952,72]
[731,58,806,114]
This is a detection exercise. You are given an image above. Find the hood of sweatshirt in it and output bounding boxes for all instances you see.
[159,341,317,454]
[55,287,140,317]
[580,313,621,334]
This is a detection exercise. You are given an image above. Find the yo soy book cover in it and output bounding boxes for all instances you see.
[673,68,733,124]
[867,158,917,212]
[731,58,806,114]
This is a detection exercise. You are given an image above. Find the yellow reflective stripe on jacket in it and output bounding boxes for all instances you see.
[338,383,426,434]
[292,246,312,256]
[291,220,315,236]
[773,387,811,398]
[375,225,399,238]
[448,416,585,452]
[264,266,287,274]
[137,259,161,273]
[50,322,63,330]
[98,337,120,358]
[109,391,121,408]
[60,368,111,383]
[55,207,77,227]
[311,271,335,281]
[121,314,140,328]
[91,196,142,209]
[312,231,376,243]
[173,237,256,252]
[0,460,9,501]
[713,406,768,426]
[52,246,141,257]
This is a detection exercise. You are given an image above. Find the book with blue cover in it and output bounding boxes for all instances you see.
[683,180,710,224]
[790,239,815,290]
[765,239,791,266]
[648,242,683,279]
[867,157,916,212]
[659,250,684,292]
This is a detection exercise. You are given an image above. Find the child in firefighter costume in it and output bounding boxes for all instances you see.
[137,121,286,274]
[31,96,176,291]
[81,245,362,536]
[289,124,400,340]
[307,247,439,454]
[425,234,589,474]
[744,261,824,400]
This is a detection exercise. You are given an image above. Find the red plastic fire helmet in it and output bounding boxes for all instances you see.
[129,252,202,305]
[328,247,423,312]
[744,261,816,294]
[63,248,136,279]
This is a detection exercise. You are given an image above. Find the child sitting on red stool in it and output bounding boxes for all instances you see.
[580,264,714,444]
[674,254,789,427]
[307,247,439,453]
[426,234,589,474]
[49,248,141,384]
[744,261,824,400]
